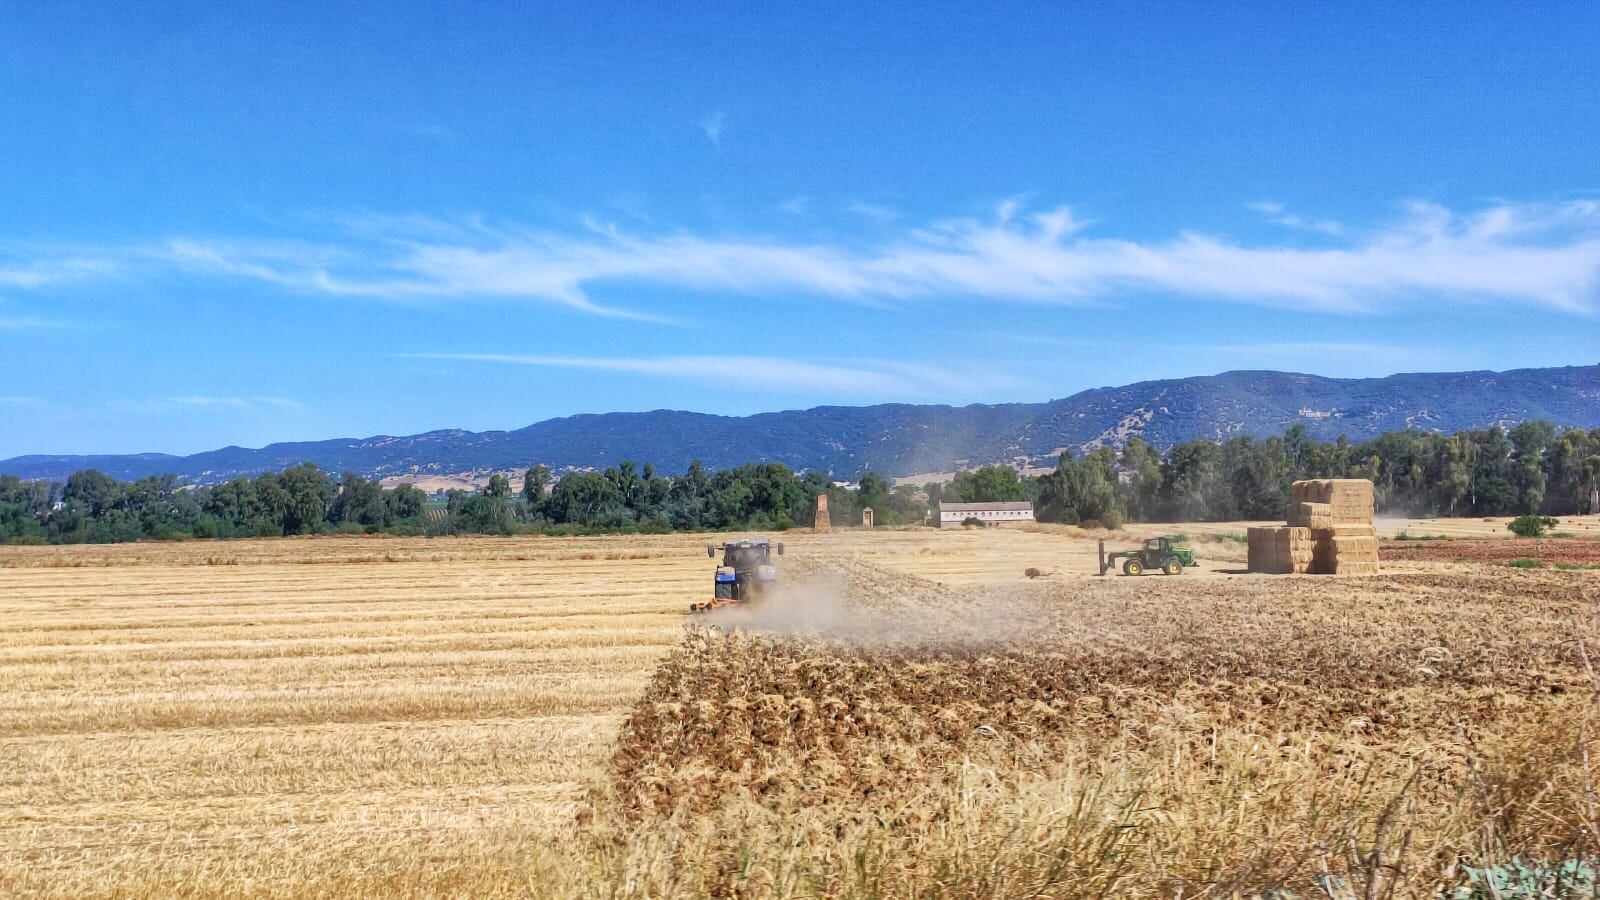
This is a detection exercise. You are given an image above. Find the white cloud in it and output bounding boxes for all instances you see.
[217,200,1600,314]
[1246,200,1344,236]
[165,396,305,411]
[1206,341,1410,355]
[846,201,900,222]
[699,110,725,148]
[0,256,117,288]
[403,352,1023,397]
[11,198,1600,318]
[0,316,66,329]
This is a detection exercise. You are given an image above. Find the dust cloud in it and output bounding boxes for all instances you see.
[695,559,1048,647]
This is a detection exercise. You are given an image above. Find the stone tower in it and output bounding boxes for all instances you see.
[861,507,874,529]
[813,493,830,532]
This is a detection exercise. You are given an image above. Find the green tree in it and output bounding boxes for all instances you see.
[1036,451,1123,528]
[62,469,121,518]
[387,484,426,522]
[949,466,1025,502]
[522,465,551,502]
[1509,420,1555,514]
[332,472,392,528]
[546,472,624,525]
[265,464,336,535]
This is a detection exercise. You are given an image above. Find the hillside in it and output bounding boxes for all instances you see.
[5,365,1598,483]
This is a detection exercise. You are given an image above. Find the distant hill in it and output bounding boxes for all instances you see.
[5,365,1599,484]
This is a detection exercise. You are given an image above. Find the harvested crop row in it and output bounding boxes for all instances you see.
[599,559,1600,896]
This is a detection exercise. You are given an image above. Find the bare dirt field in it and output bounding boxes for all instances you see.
[1381,537,1600,566]
[1172,514,1600,541]
[2,527,1597,897]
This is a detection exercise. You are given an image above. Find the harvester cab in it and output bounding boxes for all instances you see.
[1098,536,1196,577]
[690,539,784,613]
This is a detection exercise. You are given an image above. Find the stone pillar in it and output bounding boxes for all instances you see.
[861,507,874,529]
[813,493,830,532]
[1590,486,1599,516]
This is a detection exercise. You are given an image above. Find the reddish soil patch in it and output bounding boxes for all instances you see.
[1381,537,1600,564]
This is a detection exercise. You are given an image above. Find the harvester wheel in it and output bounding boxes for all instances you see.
[1162,559,1183,576]
[1123,559,1143,576]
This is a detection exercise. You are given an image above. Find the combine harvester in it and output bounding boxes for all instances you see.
[690,539,784,613]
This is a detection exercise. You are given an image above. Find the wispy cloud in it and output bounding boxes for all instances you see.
[1196,340,1456,372]
[0,315,70,330]
[1205,341,1411,355]
[395,122,457,142]
[0,256,117,288]
[10,199,1600,318]
[1246,201,1344,236]
[846,201,900,222]
[699,110,725,148]
[165,396,306,411]
[403,352,1022,397]
[0,395,43,407]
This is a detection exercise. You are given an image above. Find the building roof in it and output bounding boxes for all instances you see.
[938,501,1034,512]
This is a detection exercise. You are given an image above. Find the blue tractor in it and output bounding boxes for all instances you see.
[690,539,784,613]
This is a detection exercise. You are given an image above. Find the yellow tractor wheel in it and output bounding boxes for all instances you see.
[1123,559,1143,576]
[1163,559,1183,576]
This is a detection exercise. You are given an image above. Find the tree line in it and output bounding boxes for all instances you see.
[958,421,1600,530]
[1,422,1597,544]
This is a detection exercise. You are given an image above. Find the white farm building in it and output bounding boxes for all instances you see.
[937,501,1035,528]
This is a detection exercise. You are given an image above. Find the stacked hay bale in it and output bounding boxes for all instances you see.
[1246,525,1315,573]
[1248,479,1379,575]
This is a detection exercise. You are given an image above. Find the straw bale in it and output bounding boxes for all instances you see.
[1326,555,1381,575]
[1248,526,1310,574]
[1289,479,1374,522]
[1325,479,1374,524]
[1308,521,1380,575]
[1286,501,1334,529]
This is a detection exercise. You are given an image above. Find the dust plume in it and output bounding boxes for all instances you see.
[696,557,1043,646]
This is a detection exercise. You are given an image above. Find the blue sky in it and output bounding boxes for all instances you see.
[2,1,1599,458]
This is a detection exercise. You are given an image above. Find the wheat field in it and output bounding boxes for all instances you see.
[0,529,1071,895]
[2,528,1597,897]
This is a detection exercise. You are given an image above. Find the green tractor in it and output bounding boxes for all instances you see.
[1098,536,1196,577]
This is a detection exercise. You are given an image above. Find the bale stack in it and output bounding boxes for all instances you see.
[1247,525,1315,573]
[1249,479,1379,575]
[1315,525,1382,574]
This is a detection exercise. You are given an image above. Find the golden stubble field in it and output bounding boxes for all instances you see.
[1,526,1597,898]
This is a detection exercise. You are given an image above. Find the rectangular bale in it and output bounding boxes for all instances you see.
[1327,555,1381,575]
[1275,526,1314,574]
[1326,479,1374,505]
[1286,501,1334,529]
[1248,525,1306,574]
[1325,479,1375,524]
[1294,479,1334,504]
[1330,535,1380,554]
[1247,526,1280,573]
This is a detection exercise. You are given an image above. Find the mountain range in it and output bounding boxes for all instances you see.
[5,365,1599,484]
